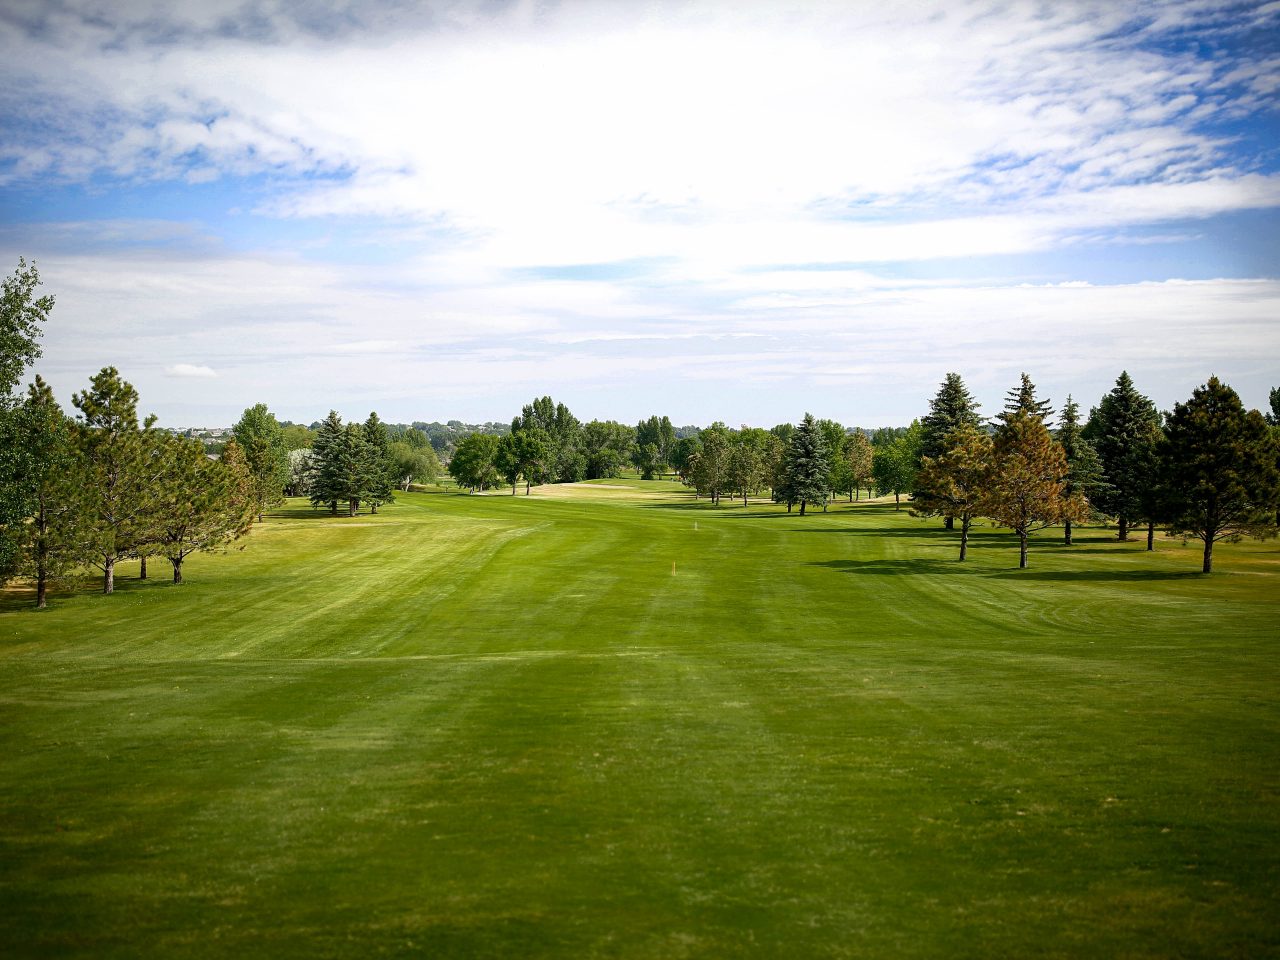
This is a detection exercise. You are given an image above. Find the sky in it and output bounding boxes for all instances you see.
[1,0,1278,429]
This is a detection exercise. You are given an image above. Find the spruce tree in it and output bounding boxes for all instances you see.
[786,413,829,516]
[920,373,983,527]
[1056,395,1108,546]
[1083,371,1162,541]
[998,372,1054,427]
[362,412,396,513]
[309,410,345,514]
[913,425,993,561]
[1161,377,1280,573]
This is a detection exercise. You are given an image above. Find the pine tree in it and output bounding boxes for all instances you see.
[919,373,983,528]
[157,435,253,584]
[1083,371,1162,541]
[1056,395,1108,546]
[1161,377,1280,573]
[984,410,1088,568]
[786,413,830,516]
[73,367,165,594]
[998,372,1054,427]
[913,425,993,561]
[232,403,288,522]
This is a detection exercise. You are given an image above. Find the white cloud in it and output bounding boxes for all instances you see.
[165,363,217,378]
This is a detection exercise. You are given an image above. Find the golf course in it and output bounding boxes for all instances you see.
[1,480,1277,958]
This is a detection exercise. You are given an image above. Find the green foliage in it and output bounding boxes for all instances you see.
[920,372,982,462]
[513,396,583,483]
[785,413,830,515]
[387,441,441,491]
[843,431,875,500]
[872,420,922,510]
[362,412,396,513]
[985,410,1088,568]
[998,372,1054,426]
[72,367,164,593]
[232,403,289,521]
[0,258,54,403]
[155,435,254,584]
[582,420,635,480]
[669,435,701,479]
[450,432,501,492]
[308,411,347,514]
[685,423,732,504]
[1056,395,1110,541]
[1161,376,1280,573]
[913,424,993,560]
[1084,371,1162,539]
[634,415,675,478]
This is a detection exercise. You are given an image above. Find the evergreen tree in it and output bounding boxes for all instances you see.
[10,378,88,607]
[912,425,993,561]
[337,423,372,516]
[984,410,1088,568]
[308,411,345,514]
[362,412,396,513]
[72,368,165,594]
[998,372,1054,426]
[156,435,253,584]
[1083,371,1162,541]
[919,373,983,528]
[232,403,289,522]
[1056,395,1108,546]
[1161,377,1280,573]
[1266,387,1279,427]
[786,413,830,516]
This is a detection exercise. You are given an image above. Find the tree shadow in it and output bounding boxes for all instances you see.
[810,558,1204,582]
[988,569,1204,582]
[810,558,987,576]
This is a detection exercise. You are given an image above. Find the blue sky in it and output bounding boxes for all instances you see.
[1,0,1278,428]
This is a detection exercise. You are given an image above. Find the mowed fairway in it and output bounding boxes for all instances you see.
[1,482,1278,958]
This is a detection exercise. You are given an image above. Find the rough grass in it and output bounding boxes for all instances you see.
[1,486,1277,958]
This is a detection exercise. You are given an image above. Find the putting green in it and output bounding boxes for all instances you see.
[1,484,1277,957]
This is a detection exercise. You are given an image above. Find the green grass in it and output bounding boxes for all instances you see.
[1,485,1278,958]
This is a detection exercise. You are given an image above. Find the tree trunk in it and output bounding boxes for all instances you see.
[959,515,970,561]
[330,501,338,515]
[35,519,48,608]
[1118,515,1128,541]
[258,511,265,523]
[36,571,47,609]
[1064,517,1072,546]
[848,491,853,502]
[894,492,901,511]
[1019,531,1028,569]
[799,500,806,516]
[104,557,114,595]
[944,516,953,530]
[172,556,184,585]
[787,502,793,513]
[139,555,147,580]
[371,503,378,514]
[348,499,358,517]
[743,490,748,506]
[512,481,517,495]
[1203,538,1213,573]
[1146,520,1154,551]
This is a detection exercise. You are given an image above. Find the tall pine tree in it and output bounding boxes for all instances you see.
[309,410,345,514]
[998,372,1054,427]
[1056,395,1108,546]
[1083,371,1162,541]
[786,413,830,516]
[919,373,982,528]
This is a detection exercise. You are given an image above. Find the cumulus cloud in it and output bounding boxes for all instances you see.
[165,363,217,378]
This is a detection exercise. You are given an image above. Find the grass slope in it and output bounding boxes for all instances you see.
[1,485,1277,958]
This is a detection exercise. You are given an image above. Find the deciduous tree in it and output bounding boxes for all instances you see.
[450,433,501,492]
[232,403,288,522]
[872,421,922,511]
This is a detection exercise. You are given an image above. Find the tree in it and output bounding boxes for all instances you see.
[387,441,441,491]
[450,433,500,492]
[634,415,675,478]
[919,373,983,528]
[285,448,314,496]
[1161,377,1280,573]
[913,425,993,561]
[686,424,732,504]
[1056,395,1108,546]
[872,421,922,511]
[336,423,373,516]
[232,403,289,522]
[785,413,830,516]
[73,367,164,594]
[513,396,583,483]
[728,428,771,506]
[156,435,253,584]
[362,412,396,513]
[582,420,634,480]
[669,435,701,482]
[308,411,346,514]
[0,258,56,578]
[998,372,1054,427]
[9,378,88,606]
[1084,372,1162,541]
[984,410,1088,568]
[843,431,874,502]
[1266,387,1279,427]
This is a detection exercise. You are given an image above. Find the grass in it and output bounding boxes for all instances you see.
[1,484,1278,958]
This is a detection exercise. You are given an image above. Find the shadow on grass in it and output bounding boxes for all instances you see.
[989,569,1204,582]
[811,558,1203,581]
[811,558,987,576]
